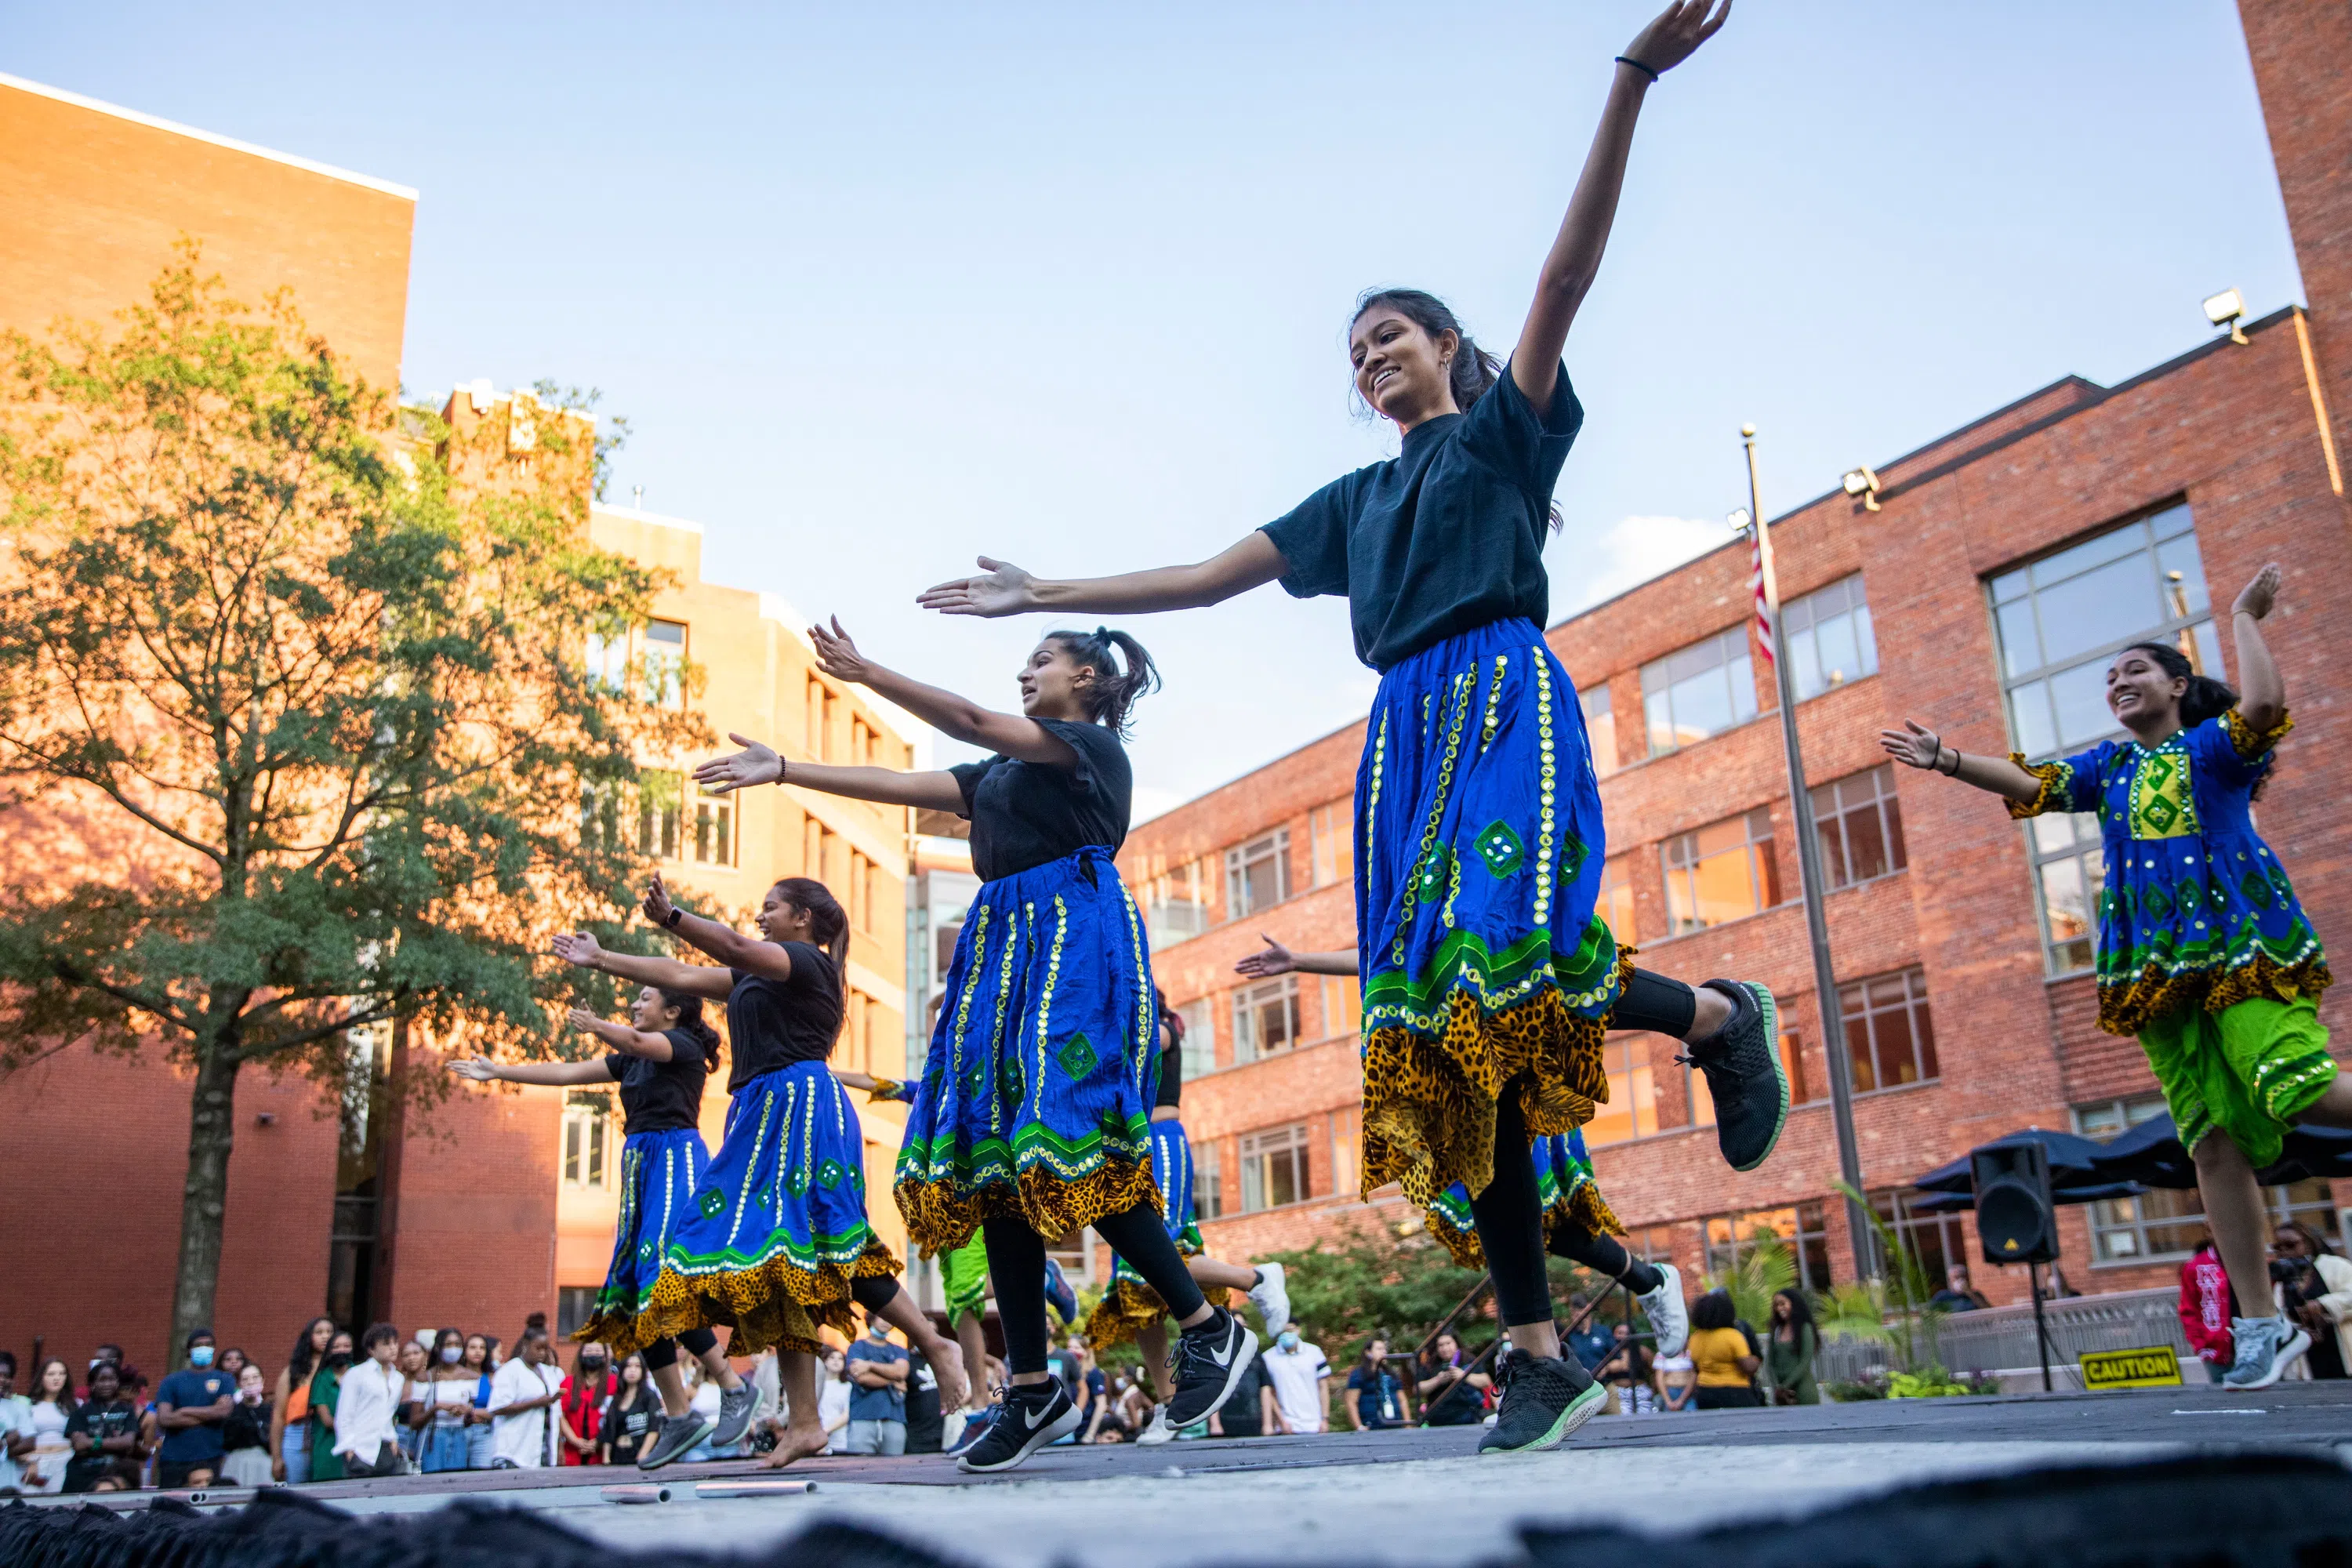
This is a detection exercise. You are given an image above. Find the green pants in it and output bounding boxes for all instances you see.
[2140,995,2336,1169]
[940,1231,989,1326]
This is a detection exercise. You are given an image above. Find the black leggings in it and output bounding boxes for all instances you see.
[638,1327,719,1372]
[1613,967,1699,1037]
[985,1205,1207,1374]
[1550,1225,1664,1297]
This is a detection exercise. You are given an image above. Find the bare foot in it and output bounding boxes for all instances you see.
[762,1424,830,1468]
[926,1338,971,1414]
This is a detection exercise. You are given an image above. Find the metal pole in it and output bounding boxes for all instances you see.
[1743,426,1876,1283]
[2031,1260,2053,1392]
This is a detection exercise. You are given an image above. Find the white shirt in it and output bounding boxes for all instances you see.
[818,1377,852,1453]
[1261,1340,1330,1432]
[332,1359,405,1461]
[0,1394,32,1490]
[488,1359,565,1468]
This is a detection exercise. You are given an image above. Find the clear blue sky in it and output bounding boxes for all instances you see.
[13,2,2303,816]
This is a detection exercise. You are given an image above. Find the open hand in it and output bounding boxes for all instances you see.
[1621,0,1731,75]
[809,616,876,684]
[552,931,606,970]
[641,873,677,929]
[564,1007,604,1035]
[2233,562,2281,621]
[1235,935,1300,978]
[693,732,782,794]
[1877,720,1942,770]
[448,1056,499,1083]
[916,556,1040,619]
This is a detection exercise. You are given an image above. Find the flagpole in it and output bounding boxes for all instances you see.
[1743,424,1876,1283]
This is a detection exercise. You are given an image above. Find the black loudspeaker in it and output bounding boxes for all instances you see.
[1972,1142,2059,1265]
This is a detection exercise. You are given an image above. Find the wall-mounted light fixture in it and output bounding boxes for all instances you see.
[1726,507,1753,533]
[2204,288,2249,346]
[1842,466,1882,512]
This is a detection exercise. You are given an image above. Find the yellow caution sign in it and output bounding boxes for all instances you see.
[2079,1345,2183,1391]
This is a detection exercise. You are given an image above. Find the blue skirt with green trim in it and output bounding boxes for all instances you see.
[1424,1130,1624,1270]
[895,846,1161,1250]
[572,1126,709,1352]
[637,1061,899,1357]
[1085,1117,1203,1346]
[1356,619,1627,1211]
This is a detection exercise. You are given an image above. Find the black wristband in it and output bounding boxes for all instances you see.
[664,906,683,930]
[1614,55,1661,82]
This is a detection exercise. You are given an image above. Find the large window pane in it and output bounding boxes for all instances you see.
[1581,682,1618,779]
[1641,628,1758,756]
[1225,831,1290,919]
[1811,766,1906,891]
[1598,854,1636,946]
[1232,977,1301,1063]
[1839,967,1937,1094]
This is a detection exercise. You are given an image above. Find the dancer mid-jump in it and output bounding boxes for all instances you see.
[697,621,1261,1472]
[1884,564,2343,1391]
[920,0,1767,1453]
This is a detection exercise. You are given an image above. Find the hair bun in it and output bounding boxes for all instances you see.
[525,1312,548,1330]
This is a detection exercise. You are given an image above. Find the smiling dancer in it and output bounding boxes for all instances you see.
[695,620,1260,1472]
[552,875,966,1468]
[1236,938,1685,1358]
[918,1,1763,1453]
[1884,564,2345,1391]
[448,986,734,1468]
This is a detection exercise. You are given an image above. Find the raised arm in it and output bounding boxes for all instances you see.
[641,875,795,982]
[552,929,735,999]
[2230,564,2285,731]
[916,534,1289,621]
[1878,720,2045,805]
[694,732,965,812]
[568,1007,677,1062]
[1235,936,1359,978]
[1512,1,1730,407]
[807,619,1077,765]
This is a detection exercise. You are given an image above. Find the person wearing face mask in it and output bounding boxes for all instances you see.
[419,1330,476,1472]
[561,1346,616,1465]
[844,1317,910,1456]
[219,1363,276,1487]
[1261,1326,1331,1436]
[306,1331,354,1483]
[153,1329,234,1489]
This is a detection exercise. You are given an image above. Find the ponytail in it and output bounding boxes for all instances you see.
[1045,627,1160,739]
[770,877,851,983]
[654,985,724,1072]
[1352,288,1563,533]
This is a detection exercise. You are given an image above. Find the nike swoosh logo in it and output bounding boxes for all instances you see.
[1207,1338,1235,1369]
[1021,1403,1052,1431]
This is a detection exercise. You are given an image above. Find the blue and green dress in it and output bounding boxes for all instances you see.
[1087,1036,1204,1348]
[638,944,899,1356]
[895,719,1163,1252]
[2012,710,2332,1165]
[1425,1129,1621,1271]
[1262,359,1628,1214]
[571,1028,717,1358]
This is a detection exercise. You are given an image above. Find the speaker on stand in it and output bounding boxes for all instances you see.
[1971,1141,2060,1392]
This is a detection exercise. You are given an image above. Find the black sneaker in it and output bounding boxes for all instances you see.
[710,1381,758,1450]
[1164,1306,1258,1429]
[956,1381,1081,1474]
[1680,980,1788,1172]
[637,1412,713,1470]
[1478,1350,1606,1455]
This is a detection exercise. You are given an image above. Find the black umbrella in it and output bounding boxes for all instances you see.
[1902,1179,2146,1214]
[1910,1126,2109,1197]
[2087,1110,2352,1188]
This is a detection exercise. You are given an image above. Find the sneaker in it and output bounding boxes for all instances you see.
[943,1403,996,1458]
[710,1381,758,1450]
[1679,981,1787,1172]
[1478,1350,1606,1455]
[1044,1258,1080,1327]
[637,1412,715,1471]
[1247,1262,1291,1338]
[1165,1307,1259,1429]
[956,1382,1081,1474]
[2222,1315,2312,1390]
[1134,1403,1176,1446]
[1636,1261,1690,1358]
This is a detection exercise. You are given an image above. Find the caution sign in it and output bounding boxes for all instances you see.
[2079,1345,2183,1391]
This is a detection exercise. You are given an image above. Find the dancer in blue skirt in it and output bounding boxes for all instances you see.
[918,0,1763,1452]
[450,985,742,1466]
[695,622,1261,1472]
[552,875,966,1468]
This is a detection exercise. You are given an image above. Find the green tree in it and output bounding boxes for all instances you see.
[0,249,702,1352]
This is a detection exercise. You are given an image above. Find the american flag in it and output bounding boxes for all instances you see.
[1748,527,1775,666]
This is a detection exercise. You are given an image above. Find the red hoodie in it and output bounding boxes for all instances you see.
[2178,1243,2234,1368]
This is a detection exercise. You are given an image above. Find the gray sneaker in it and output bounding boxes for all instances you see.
[2222,1315,2311,1390]
[711,1381,758,1449]
[637,1412,714,1470]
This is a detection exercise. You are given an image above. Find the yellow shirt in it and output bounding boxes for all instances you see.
[1690,1327,1754,1388]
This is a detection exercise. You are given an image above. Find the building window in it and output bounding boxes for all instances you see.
[1317,975,1360,1045]
[1784,574,1878,702]
[1661,808,1780,935]
[1870,1189,1968,1291]
[1225,829,1290,918]
[644,619,686,710]
[692,786,735,867]
[1232,977,1301,1063]
[1581,681,1618,778]
[1308,802,1352,888]
[638,771,684,861]
[806,677,826,757]
[584,626,630,694]
[1626,1225,1676,1265]
[2072,1094,2342,1262]
[1047,1227,1098,1289]
[557,1286,600,1339]
[582,781,628,852]
[1597,854,1636,946]
[1584,1036,1660,1149]
[1641,627,1758,757]
[1175,997,1215,1081]
[1238,1123,1311,1213]
[1194,1142,1224,1220]
[1810,765,1907,891]
[1838,967,1938,1094]
[1144,861,1211,951]
[1988,502,2219,975]
[822,690,840,762]
[1702,1201,1833,1293]
[562,1102,612,1189]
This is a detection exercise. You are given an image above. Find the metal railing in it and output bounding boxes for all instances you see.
[1813,1286,2189,1385]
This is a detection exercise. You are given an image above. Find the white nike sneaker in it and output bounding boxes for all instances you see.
[1248,1261,1291,1338]
[1637,1261,1690,1358]
[1135,1403,1176,1446]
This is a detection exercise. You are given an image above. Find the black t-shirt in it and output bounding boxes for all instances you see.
[1154,1043,1181,1112]
[602,1389,657,1463]
[1216,1357,1266,1436]
[65,1400,142,1485]
[725,943,842,1092]
[947,719,1131,882]
[605,1028,715,1135]
[903,1352,943,1454]
[1420,1361,1484,1425]
[1261,361,1582,671]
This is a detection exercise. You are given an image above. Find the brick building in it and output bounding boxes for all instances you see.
[1123,0,2352,1310]
[0,78,920,1377]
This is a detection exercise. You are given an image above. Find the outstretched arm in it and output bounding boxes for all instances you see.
[1878,720,2045,804]
[448,1055,618,1087]
[916,533,1289,621]
[807,619,1079,765]
[2230,564,2285,731]
[1235,936,1359,978]
[692,732,964,811]
[567,1008,677,1062]
[551,931,735,999]
[1512,1,1730,407]
[641,874,795,982]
